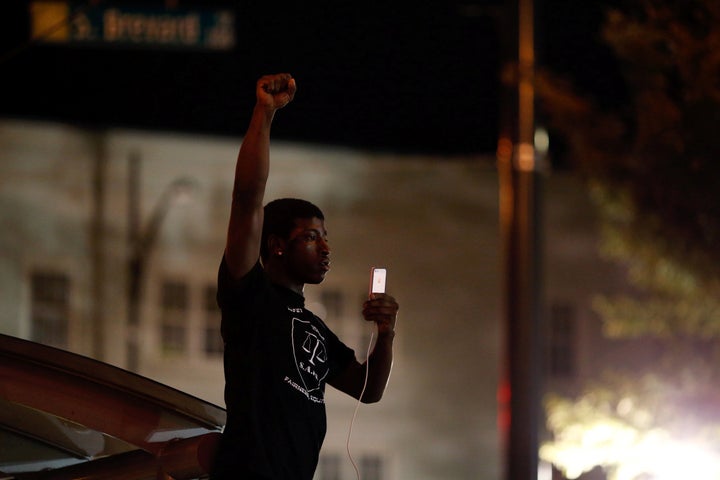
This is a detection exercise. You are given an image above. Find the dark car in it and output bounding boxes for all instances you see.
[0,334,226,479]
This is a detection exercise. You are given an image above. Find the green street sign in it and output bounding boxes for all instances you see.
[31,2,235,50]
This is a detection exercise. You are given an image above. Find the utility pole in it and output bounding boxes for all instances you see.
[127,151,142,373]
[89,131,107,361]
[498,0,544,478]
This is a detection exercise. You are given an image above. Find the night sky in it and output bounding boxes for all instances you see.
[0,0,621,155]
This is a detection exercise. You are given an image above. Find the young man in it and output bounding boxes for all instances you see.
[210,73,399,480]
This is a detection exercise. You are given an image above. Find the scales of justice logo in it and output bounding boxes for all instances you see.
[291,317,329,396]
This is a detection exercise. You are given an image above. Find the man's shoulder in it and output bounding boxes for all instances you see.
[217,258,267,306]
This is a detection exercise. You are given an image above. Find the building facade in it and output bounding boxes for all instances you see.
[0,119,631,479]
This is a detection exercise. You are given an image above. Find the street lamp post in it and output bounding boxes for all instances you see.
[126,151,196,372]
[498,0,544,478]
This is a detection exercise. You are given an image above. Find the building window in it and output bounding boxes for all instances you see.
[548,302,576,378]
[360,454,384,480]
[355,292,375,362]
[160,280,188,353]
[30,271,70,348]
[204,284,223,356]
[315,453,341,480]
[314,452,386,480]
[317,289,376,361]
[321,289,344,321]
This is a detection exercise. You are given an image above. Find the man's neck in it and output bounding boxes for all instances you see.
[265,262,305,296]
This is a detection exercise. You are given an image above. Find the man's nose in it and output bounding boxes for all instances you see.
[319,238,330,255]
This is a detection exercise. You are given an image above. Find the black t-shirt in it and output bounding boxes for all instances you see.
[212,258,355,480]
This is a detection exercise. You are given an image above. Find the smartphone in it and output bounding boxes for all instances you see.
[370,267,387,295]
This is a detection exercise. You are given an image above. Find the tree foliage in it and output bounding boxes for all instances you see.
[536,0,720,478]
[538,0,720,288]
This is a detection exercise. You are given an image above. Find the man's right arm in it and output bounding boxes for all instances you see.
[224,74,296,278]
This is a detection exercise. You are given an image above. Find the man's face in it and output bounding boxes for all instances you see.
[283,217,331,285]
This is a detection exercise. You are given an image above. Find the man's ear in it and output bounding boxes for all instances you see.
[267,234,287,257]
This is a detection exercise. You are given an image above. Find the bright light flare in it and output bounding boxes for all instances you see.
[620,439,720,480]
[542,422,720,480]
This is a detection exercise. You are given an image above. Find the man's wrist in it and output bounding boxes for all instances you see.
[377,329,396,341]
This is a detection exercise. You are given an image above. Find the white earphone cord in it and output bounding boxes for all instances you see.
[346,330,374,480]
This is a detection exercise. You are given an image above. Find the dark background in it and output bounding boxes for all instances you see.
[1,0,621,155]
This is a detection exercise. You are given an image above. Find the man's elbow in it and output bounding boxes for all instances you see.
[360,390,384,404]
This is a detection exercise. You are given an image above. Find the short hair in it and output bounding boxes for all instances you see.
[261,198,324,261]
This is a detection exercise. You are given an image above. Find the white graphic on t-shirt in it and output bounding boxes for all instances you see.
[302,333,327,366]
[291,316,329,397]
